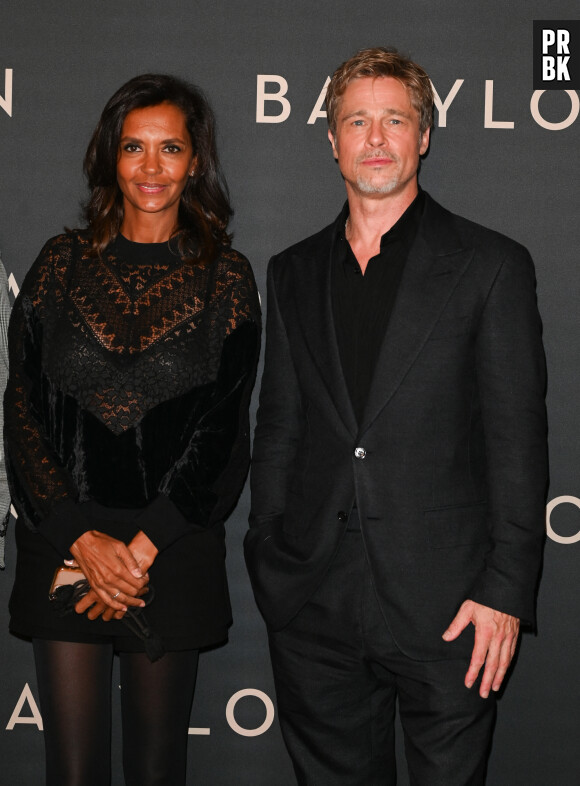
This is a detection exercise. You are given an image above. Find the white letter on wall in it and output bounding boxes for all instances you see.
[484,80,514,129]
[546,496,580,544]
[256,75,291,123]
[6,684,43,730]
[0,69,13,117]
[7,272,19,298]
[431,79,464,128]
[226,689,275,737]
[530,90,579,130]
[307,77,330,125]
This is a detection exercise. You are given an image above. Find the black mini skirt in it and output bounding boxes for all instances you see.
[9,501,231,652]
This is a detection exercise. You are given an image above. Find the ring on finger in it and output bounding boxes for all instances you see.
[111,590,121,599]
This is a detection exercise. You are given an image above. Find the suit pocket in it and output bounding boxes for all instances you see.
[428,316,470,340]
[425,502,488,549]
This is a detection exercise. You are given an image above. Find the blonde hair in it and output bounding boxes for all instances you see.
[326,47,433,136]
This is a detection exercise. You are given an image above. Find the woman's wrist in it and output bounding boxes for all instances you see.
[130,530,159,572]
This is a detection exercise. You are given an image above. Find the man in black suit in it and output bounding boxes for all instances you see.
[245,47,547,785]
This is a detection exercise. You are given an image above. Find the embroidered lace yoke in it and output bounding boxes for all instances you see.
[5,232,261,558]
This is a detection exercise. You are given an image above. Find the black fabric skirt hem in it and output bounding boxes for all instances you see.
[9,623,229,652]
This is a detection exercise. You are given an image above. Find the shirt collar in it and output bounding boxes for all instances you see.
[336,189,425,248]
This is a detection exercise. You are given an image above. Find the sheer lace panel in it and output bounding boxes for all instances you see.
[35,234,257,434]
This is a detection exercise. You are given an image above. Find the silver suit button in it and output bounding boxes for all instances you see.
[354,447,366,459]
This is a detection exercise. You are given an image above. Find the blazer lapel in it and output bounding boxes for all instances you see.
[358,197,474,436]
[293,217,358,438]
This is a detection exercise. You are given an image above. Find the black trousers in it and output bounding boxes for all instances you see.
[268,528,496,786]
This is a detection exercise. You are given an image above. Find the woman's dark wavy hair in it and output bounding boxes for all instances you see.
[83,73,233,262]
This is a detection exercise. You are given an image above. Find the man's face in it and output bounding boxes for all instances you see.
[329,76,430,201]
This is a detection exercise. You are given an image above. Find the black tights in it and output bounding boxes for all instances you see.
[33,639,199,786]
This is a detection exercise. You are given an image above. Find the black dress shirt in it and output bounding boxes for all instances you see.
[332,191,425,423]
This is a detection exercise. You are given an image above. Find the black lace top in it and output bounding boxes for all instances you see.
[5,231,261,558]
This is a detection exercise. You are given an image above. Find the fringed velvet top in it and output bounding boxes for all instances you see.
[5,231,261,560]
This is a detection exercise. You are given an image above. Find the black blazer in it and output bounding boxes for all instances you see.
[245,193,548,660]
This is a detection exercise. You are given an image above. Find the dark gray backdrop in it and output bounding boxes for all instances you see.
[0,1,578,783]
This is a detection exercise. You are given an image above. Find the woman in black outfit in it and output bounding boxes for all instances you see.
[5,74,260,785]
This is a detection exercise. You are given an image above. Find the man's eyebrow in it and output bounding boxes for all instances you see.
[340,107,412,122]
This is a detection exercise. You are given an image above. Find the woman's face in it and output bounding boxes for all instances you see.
[117,101,196,230]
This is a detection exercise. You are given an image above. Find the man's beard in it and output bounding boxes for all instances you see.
[354,151,401,195]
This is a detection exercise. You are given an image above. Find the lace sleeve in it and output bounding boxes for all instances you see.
[4,237,80,534]
[136,252,262,551]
